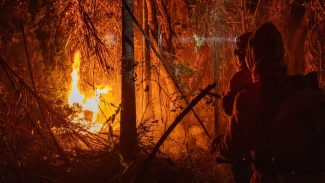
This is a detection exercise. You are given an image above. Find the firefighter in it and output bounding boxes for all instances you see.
[213,21,325,183]
[220,32,253,116]
[219,32,253,183]
[213,22,287,183]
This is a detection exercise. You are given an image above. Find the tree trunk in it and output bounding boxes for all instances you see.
[120,0,137,162]
[142,0,153,118]
[240,0,246,32]
[213,42,219,136]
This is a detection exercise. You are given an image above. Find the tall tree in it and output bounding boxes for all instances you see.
[142,0,153,118]
[120,0,137,162]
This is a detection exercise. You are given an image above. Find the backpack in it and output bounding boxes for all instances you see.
[272,72,325,174]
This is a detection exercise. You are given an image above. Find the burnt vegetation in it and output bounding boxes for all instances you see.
[0,0,323,182]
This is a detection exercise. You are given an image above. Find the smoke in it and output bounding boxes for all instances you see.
[175,36,236,44]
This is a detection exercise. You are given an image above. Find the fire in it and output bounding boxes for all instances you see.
[68,51,111,133]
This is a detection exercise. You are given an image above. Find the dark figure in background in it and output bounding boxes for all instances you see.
[219,32,253,183]
[220,32,253,116]
[212,22,325,183]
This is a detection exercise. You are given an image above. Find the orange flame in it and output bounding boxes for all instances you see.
[68,51,112,133]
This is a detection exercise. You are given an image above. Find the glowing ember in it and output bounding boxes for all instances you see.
[68,51,111,133]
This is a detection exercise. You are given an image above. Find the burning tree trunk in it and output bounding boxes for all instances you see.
[120,0,137,162]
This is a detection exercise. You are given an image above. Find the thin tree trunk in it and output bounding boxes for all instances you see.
[146,0,158,40]
[213,42,219,136]
[240,0,246,32]
[155,0,172,51]
[120,0,137,162]
[142,0,153,118]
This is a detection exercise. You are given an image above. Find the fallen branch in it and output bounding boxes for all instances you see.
[201,91,221,98]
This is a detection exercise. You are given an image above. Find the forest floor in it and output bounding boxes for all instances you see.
[0,146,234,183]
